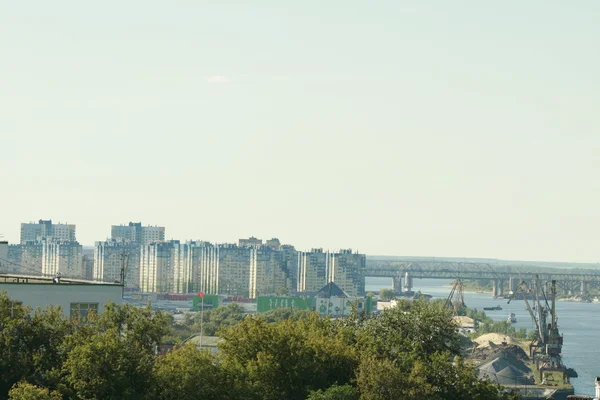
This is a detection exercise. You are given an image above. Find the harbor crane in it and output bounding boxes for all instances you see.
[445,278,465,316]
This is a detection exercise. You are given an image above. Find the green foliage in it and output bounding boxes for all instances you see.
[8,382,62,400]
[378,288,395,301]
[0,292,76,397]
[218,314,357,400]
[58,303,170,400]
[194,303,245,336]
[306,384,358,400]
[0,291,170,400]
[0,291,514,400]
[153,344,236,400]
[357,299,461,357]
[259,307,312,323]
[275,286,290,296]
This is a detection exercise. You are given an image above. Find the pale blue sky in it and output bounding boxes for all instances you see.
[1,1,599,262]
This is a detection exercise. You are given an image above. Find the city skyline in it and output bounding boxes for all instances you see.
[2,2,599,263]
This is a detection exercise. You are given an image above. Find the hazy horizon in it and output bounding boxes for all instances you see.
[2,2,599,263]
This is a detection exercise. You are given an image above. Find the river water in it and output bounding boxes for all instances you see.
[366,277,600,397]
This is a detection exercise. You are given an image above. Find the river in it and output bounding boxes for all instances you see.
[366,277,600,397]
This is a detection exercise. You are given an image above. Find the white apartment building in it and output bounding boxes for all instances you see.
[297,249,365,297]
[139,240,192,294]
[328,250,366,298]
[249,246,294,298]
[193,242,219,295]
[20,220,76,244]
[94,240,141,286]
[297,249,330,293]
[41,241,83,278]
[111,222,165,246]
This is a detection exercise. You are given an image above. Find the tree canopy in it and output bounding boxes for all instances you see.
[0,291,516,400]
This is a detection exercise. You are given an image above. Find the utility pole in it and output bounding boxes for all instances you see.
[120,252,129,298]
[198,291,205,349]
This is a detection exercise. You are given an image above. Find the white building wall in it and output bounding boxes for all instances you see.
[20,221,76,243]
[94,241,141,287]
[41,241,83,278]
[0,282,123,316]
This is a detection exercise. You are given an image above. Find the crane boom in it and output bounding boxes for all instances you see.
[508,280,544,344]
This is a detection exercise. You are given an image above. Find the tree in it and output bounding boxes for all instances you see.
[306,384,358,400]
[8,382,62,400]
[58,303,170,400]
[218,314,357,400]
[275,286,290,296]
[259,308,311,323]
[378,288,395,301]
[194,303,245,336]
[153,344,236,400]
[0,292,75,398]
[356,299,460,358]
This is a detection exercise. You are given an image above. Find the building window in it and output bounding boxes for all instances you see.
[70,303,99,319]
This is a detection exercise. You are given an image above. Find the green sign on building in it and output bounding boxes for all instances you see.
[192,294,219,311]
[257,296,313,312]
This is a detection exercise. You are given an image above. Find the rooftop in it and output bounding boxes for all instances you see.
[0,273,122,286]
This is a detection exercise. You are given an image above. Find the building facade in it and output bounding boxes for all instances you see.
[249,245,294,298]
[0,277,123,317]
[328,249,366,297]
[217,244,252,297]
[94,240,141,286]
[111,222,165,246]
[139,240,195,294]
[296,249,365,297]
[41,241,83,278]
[0,241,8,272]
[20,220,76,244]
[297,249,330,293]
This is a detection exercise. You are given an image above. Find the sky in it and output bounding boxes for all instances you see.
[1,1,599,263]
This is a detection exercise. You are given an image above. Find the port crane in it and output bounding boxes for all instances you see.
[508,277,548,356]
[508,278,570,383]
[445,278,465,316]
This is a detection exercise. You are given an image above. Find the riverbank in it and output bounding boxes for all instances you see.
[468,333,575,400]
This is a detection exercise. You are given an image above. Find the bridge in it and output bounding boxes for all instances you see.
[365,260,600,297]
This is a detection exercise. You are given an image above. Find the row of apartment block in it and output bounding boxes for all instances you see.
[3,220,366,298]
[94,239,365,298]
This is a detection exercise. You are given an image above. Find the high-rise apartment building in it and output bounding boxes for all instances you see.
[239,237,263,247]
[17,242,43,274]
[111,222,165,246]
[0,241,8,271]
[217,244,252,297]
[297,249,330,293]
[41,241,83,278]
[328,250,366,297]
[296,249,365,297]
[139,240,194,294]
[20,220,76,244]
[94,240,141,286]
[193,242,219,294]
[249,245,294,298]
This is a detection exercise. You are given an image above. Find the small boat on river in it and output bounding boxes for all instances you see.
[483,305,502,311]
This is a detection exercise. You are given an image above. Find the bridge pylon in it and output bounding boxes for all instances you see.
[403,272,413,294]
[392,276,402,296]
